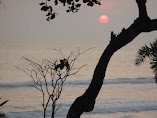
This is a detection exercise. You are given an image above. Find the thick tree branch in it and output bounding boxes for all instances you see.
[67,0,157,117]
[136,0,149,19]
[142,19,157,32]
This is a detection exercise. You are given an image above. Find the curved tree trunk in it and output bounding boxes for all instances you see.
[67,0,157,117]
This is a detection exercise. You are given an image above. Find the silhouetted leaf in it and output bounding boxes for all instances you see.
[92,0,99,4]
[59,0,66,6]
[76,4,81,8]
[39,0,101,20]
[66,10,70,12]
[49,6,53,12]
[87,1,93,6]
[41,6,49,11]
[98,2,101,5]
[71,5,75,12]
[39,2,45,6]
[55,0,58,5]
[91,0,101,5]
[47,17,50,21]
[51,13,56,19]
[83,0,89,3]
[67,0,72,5]
[46,12,51,16]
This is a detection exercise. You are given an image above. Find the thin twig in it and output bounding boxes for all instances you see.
[18,48,91,117]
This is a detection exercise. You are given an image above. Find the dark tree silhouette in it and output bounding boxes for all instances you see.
[39,0,101,21]
[135,39,157,83]
[66,0,157,117]
[18,49,92,118]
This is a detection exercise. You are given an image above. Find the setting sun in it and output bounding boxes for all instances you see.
[99,15,109,24]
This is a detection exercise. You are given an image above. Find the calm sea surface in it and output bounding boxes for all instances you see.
[0,44,157,118]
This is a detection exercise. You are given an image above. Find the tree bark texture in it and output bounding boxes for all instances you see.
[67,0,157,117]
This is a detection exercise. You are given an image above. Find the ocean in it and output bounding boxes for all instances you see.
[1,0,157,117]
[1,76,157,118]
[0,43,157,118]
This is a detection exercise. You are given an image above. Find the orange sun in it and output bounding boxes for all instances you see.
[99,15,109,24]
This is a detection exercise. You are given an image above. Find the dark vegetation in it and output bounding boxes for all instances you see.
[39,0,101,21]
[1,0,157,118]
[18,49,92,118]
[135,39,157,83]
[66,0,157,117]
[28,0,157,117]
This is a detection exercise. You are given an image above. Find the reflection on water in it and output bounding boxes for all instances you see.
[0,45,157,117]
[1,77,157,118]
[0,44,154,78]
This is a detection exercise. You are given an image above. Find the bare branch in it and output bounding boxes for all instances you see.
[53,49,65,58]
[80,47,95,55]
[30,84,42,92]
[69,64,87,76]
[18,48,91,117]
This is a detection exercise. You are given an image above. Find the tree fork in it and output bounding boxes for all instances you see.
[67,0,157,117]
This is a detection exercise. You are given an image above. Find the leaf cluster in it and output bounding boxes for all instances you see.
[39,0,101,21]
[135,39,157,78]
[40,2,56,21]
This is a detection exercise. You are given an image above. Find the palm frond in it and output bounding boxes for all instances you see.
[150,57,157,74]
[135,45,151,65]
[151,40,157,57]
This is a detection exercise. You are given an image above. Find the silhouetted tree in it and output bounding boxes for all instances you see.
[66,0,157,117]
[39,0,101,21]
[18,49,92,118]
[135,39,157,83]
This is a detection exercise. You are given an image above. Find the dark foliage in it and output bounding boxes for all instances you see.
[39,0,101,21]
[135,39,157,83]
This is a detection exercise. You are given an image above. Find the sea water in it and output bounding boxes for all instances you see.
[0,43,157,118]
[0,76,157,118]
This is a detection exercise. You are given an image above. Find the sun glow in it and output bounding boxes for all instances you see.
[99,15,109,24]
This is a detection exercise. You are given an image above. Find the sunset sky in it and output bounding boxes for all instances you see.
[1,1,157,117]
[0,0,157,78]
[0,0,157,49]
